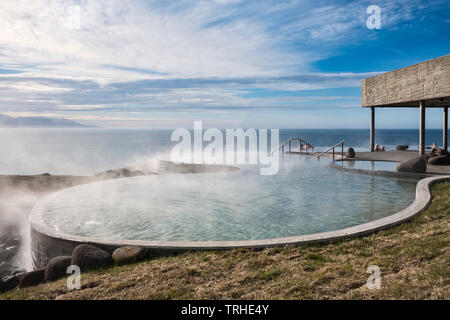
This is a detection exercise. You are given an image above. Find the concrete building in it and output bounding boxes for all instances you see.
[362,54,450,154]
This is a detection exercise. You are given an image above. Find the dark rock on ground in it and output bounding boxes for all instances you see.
[0,262,26,292]
[18,269,46,288]
[0,235,21,262]
[102,170,120,179]
[12,269,26,276]
[0,274,23,293]
[95,162,158,179]
[112,246,147,265]
[159,160,239,174]
[428,154,450,166]
[119,169,133,177]
[71,244,112,272]
[0,262,18,278]
[345,147,355,158]
[0,262,25,279]
[396,145,409,151]
[45,256,72,282]
[397,157,427,173]
[95,168,147,179]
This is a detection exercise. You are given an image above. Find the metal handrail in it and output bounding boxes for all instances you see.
[271,138,292,153]
[316,139,346,161]
[272,138,313,154]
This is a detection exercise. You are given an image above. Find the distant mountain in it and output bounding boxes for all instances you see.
[0,114,95,128]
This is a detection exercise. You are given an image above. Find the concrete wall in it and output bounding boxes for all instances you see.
[30,228,188,269]
[31,228,79,269]
[362,54,450,107]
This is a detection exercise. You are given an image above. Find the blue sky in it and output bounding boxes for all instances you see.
[0,0,449,128]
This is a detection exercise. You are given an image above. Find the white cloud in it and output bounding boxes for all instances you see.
[0,81,72,93]
[56,104,109,110]
[0,0,423,85]
[0,0,303,82]
[3,111,178,122]
[0,0,439,127]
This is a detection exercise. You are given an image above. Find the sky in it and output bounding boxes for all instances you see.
[0,0,449,129]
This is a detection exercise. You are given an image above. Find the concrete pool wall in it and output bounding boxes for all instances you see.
[29,170,450,269]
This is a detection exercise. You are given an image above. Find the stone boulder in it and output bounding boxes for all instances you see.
[0,236,21,262]
[0,262,21,279]
[396,145,409,151]
[119,169,133,177]
[18,269,45,288]
[428,154,450,166]
[112,246,147,265]
[396,157,427,173]
[45,256,72,282]
[71,244,112,272]
[103,170,120,179]
[0,274,22,293]
[0,262,26,292]
[345,147,355,158]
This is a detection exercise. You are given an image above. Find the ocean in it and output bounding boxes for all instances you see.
[0,128,448,175]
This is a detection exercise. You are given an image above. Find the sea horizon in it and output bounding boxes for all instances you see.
[0,127,448,176]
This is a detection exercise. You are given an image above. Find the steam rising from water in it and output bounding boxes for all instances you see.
[0,128,430,269]
[34,156,417,242]
[0,184,39,270]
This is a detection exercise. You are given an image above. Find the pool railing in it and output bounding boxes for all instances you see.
[316,139,346,161]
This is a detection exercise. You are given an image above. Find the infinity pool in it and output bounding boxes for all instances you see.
[32,156,417,241]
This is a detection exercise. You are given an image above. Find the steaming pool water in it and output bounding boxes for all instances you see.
[31,156,418,242]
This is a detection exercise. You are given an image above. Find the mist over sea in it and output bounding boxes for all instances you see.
[0,128,448,175]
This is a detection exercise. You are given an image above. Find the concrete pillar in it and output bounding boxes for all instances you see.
[370,107,375,152]
[444,107,448,151]
[419,100,426,155]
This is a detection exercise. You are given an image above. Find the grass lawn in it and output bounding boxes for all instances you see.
[1,181,449,300]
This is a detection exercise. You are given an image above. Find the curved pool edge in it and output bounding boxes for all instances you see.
[29,175,450,268]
